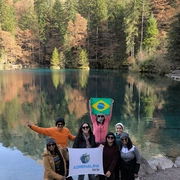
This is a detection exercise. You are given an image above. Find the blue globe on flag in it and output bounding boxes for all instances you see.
[80,153,90,164]
[97,103,105,109]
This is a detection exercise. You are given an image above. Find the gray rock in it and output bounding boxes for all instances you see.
[148,155,174,171]
[175,157,180,167]
[139,156,155,177]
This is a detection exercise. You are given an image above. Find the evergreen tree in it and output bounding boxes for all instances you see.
[19,4,38,33]
[78,48,89,68]
[107,0,127,61]
[124,0,141,58]
[143,13,159,55]
[167,13,180,63]
[0,0,16,34]
[51,0,66,45]
[34,0,51,44]
[64,0,77,22]
[59,51,66,69]
[50,47,60,68]
[77,0,90,19]
[88,0,108,60]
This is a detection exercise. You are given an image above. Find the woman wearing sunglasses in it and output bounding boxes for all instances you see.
[99,132,119,180]
[42,138,68,180]
[89,99,114,145]
[119,132,141,180]
[72,122,97,180]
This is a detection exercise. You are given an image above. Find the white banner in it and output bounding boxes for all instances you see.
[68,147,104,177]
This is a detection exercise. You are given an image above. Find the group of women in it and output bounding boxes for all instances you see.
[42,115,141,180]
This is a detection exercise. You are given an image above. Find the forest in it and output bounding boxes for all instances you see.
[0,0,180,72]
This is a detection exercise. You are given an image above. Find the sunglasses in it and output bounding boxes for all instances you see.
[97,115,104,118]
[121,138,128,141]
[82,126,89,129]
[107,136,114,139]
[47,143,55,147]
[57,123,64,126]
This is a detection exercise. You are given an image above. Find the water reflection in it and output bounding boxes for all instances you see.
[0,69,180,176]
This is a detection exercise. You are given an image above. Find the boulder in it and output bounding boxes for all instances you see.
[139,156,155,177]
[148,154,174,171]
[175,156,180,167]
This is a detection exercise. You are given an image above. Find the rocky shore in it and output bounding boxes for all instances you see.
[139,155,180,180]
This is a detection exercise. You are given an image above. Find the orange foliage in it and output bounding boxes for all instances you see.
[0,30,22,62]
[67,13,88,48]
[67,88,88,119]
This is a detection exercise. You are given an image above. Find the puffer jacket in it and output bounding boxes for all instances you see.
[42,146,68,180]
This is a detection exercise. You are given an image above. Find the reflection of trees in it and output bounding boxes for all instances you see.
[122,85,136,119]
[122,75,157,120]
[51,70,60,89]
[163,83,180,115]
[64,85,88,119]
[140,86,157,118]
[78,69,89,88]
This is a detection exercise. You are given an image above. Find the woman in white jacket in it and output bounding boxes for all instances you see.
[119,132,141,180]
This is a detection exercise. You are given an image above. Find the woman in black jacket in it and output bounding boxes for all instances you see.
[73,122,97,180]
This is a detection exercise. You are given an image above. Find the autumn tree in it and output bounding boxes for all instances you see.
[67,13,88,67]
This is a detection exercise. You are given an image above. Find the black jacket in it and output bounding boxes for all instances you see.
[72,133,97,148]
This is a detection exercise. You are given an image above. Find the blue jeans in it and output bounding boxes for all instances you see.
[78,174,95,180]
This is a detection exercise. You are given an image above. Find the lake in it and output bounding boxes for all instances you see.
[0,69,180,180]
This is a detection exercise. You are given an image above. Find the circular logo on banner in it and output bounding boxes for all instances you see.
[80,153,90,164]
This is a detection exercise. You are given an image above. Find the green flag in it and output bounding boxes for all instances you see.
[90,98,113,115]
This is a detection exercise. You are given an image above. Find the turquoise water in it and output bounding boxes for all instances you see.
[0,69,180,179]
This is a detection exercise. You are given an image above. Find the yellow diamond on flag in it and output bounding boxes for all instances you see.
[92,100,110,112]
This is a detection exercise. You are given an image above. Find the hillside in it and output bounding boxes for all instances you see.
[0,0,179,69]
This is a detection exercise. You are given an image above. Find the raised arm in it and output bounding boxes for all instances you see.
[89,99,97,124]
[105,99,114,122]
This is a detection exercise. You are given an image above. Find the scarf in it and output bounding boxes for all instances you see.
[83,133,91,148]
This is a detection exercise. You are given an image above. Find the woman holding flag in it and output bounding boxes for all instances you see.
[89,98,114,145]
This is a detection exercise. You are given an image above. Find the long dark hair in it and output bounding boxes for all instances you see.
[120,137,133,150]
[76,122,94,139]
[104,132,117,147]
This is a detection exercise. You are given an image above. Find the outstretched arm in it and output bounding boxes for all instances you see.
[26,121,53,136]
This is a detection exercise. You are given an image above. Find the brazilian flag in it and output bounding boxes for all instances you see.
[90,98,113,115]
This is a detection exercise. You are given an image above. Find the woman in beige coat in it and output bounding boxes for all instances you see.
[42,138,68,180]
